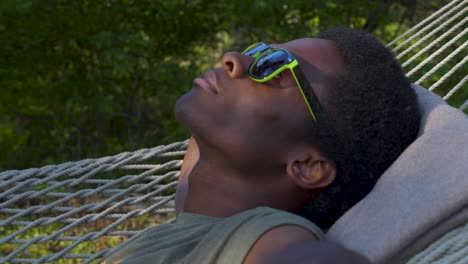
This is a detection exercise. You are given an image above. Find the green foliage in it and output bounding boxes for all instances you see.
[0,0,460,170]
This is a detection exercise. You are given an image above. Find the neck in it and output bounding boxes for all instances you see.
[182,154,305,218]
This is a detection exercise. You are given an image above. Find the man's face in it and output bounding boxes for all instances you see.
[175,38,345,175]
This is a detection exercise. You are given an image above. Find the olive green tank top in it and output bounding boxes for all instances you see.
[104,207,324,264]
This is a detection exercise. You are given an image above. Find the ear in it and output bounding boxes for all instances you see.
[286,147,336,190]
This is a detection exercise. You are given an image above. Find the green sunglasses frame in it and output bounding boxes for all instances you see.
[243,42,322,122]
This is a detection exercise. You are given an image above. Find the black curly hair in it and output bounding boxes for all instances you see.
[298,28,421,229]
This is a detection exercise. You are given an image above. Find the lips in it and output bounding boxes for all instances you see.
[193,70,218,94]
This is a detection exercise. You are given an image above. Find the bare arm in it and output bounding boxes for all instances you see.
[175,137,199,215]
[243,225,370,264]
[271,240,371,264]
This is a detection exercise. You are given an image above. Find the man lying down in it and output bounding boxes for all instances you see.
[104,28,421,264]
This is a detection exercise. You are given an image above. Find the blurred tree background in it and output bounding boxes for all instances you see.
[0,0,463,171]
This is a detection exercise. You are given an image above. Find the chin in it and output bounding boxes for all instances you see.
[174,90,211,133]
[174,91,193,126]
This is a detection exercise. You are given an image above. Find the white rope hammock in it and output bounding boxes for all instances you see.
[0,1,466,263]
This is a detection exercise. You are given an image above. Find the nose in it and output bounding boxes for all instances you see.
[222,52,249,78]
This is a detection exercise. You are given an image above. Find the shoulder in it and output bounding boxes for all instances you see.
[243,225,370,264]
[242,207,325,238]
[243,224,317,264]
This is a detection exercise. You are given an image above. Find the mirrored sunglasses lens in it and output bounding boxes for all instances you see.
[243,43,269,56]
[251,51,288,79]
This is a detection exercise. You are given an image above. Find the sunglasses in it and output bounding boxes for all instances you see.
[242,42,322,122]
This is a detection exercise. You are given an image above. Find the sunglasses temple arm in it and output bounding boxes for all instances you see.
[291,67,321,122]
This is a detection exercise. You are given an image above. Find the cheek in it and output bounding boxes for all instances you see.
[223,98,310,171]
[229,89,307,145]
[238,93,282,122]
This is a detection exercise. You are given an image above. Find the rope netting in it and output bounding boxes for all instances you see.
[407,222,468,264]
[0,140,189,263]
[0,1,466,263]
[388,0,467,110]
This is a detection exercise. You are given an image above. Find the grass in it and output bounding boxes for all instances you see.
[0,211,175,263]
